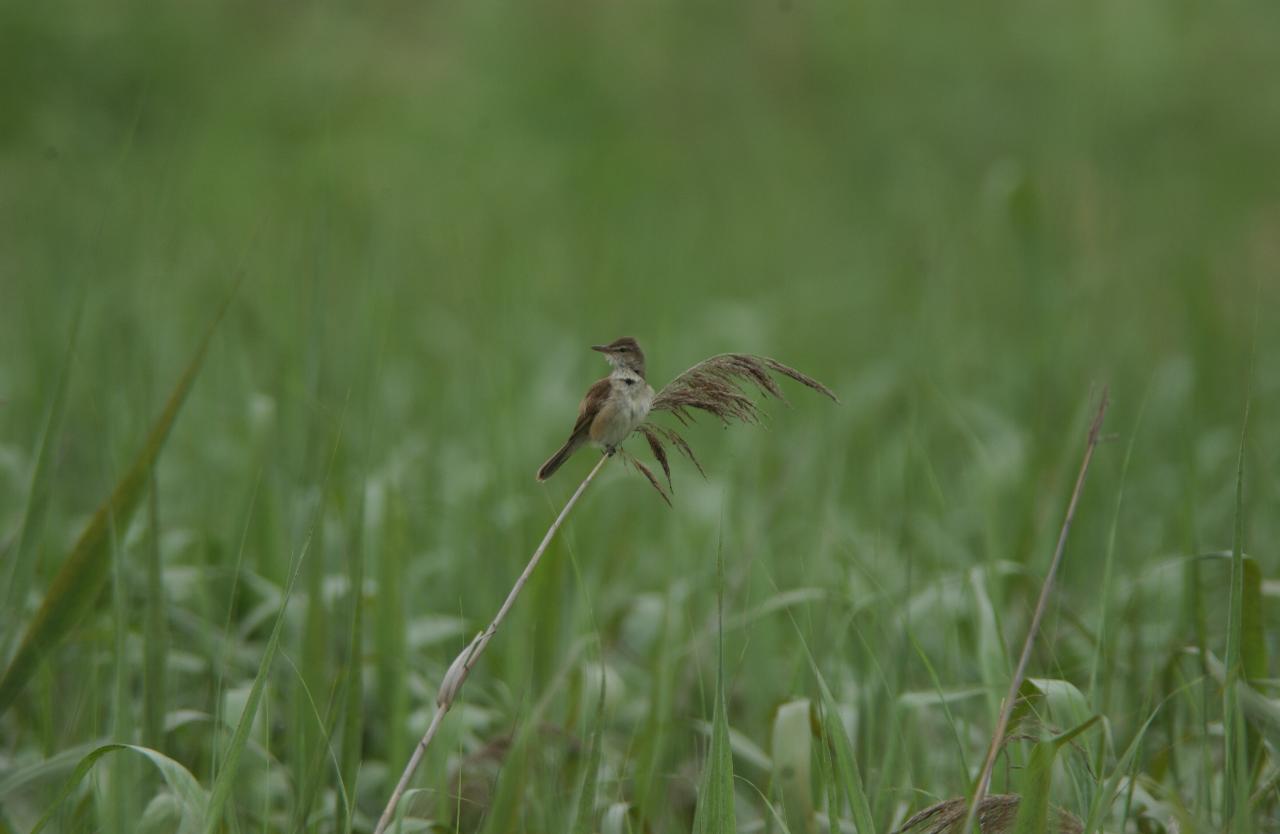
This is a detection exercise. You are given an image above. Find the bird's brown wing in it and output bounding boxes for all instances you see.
[569,377,612,439]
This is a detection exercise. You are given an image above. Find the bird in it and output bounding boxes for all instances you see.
[536,337,655,481]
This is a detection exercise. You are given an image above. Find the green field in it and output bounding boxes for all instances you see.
[2,0,1279,831]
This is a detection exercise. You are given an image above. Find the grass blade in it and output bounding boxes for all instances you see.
[1223,403,1250,832]
[142,474,169,749]
[1082,700,1168,833]
[692,655,737,834]
[771,698,814,833]
[207,389,345,833]
[30,743,208,834]
[572,683,607,834]
[1011,716,1098,834]
[1203,651,1280,760]
[479,719,535,834]
[202,540,308,834]
[0,739,102,802]
[0,310,78,655]
[337,485,367,834]
[785,608,875,834]
[905,631,971,777]
[969,566,1009,719]
[965,390,1109,832]
[1239,557,1266,683]
[814,676,875,834]
[0,290,235,719]
[1088,388,1147,712]
[633,596,677,825]
[692,537,736,834]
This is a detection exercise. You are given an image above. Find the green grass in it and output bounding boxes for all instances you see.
[2,0,1280,832]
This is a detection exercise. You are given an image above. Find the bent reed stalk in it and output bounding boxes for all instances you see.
[372,454,610,834]
[372,351,833,832]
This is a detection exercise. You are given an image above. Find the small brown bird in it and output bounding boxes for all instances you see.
[537,337,655,481]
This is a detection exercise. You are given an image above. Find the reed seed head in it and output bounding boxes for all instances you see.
[895,795,1083,834]
[626,352,836,501]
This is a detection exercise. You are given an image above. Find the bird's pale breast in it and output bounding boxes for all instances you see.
[590,375,652,447]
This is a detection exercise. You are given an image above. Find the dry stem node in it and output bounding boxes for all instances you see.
[437,631,485,708]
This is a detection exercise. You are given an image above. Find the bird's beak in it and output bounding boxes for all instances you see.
[590,344,610,353]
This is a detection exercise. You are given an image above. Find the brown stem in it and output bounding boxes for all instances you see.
[372,453,611,834]
[961,389,1110,834]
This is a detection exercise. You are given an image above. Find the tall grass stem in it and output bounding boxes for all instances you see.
[962,389,1110,834]
[372,453,611,834]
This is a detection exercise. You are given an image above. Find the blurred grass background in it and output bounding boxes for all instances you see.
[1,0,1279,831]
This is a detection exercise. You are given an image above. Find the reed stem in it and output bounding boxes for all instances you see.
[372,453,611,834]
[961,390,1110,834]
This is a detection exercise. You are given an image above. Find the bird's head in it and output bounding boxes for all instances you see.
[591,337,645,377]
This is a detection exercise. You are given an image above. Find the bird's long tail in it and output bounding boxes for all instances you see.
[536,435,585,481]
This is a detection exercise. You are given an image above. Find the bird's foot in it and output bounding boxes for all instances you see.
[604,445,617,457]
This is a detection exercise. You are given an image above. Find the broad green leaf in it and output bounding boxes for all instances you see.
[1011,716,1098,834]
[1236,680,1280,752]
[0,292,235,718]
[1013,678,1093,740]
[771,698,814,834]
[969,566,1008,718]
[601,803,633,834]
[1203,651,1280,752]
[30,743,207,834]
[691,720,772,772]
[898,687,986,709]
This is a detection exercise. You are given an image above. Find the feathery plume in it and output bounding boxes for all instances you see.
[896,795,1082,834]
[628,353,835,500]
